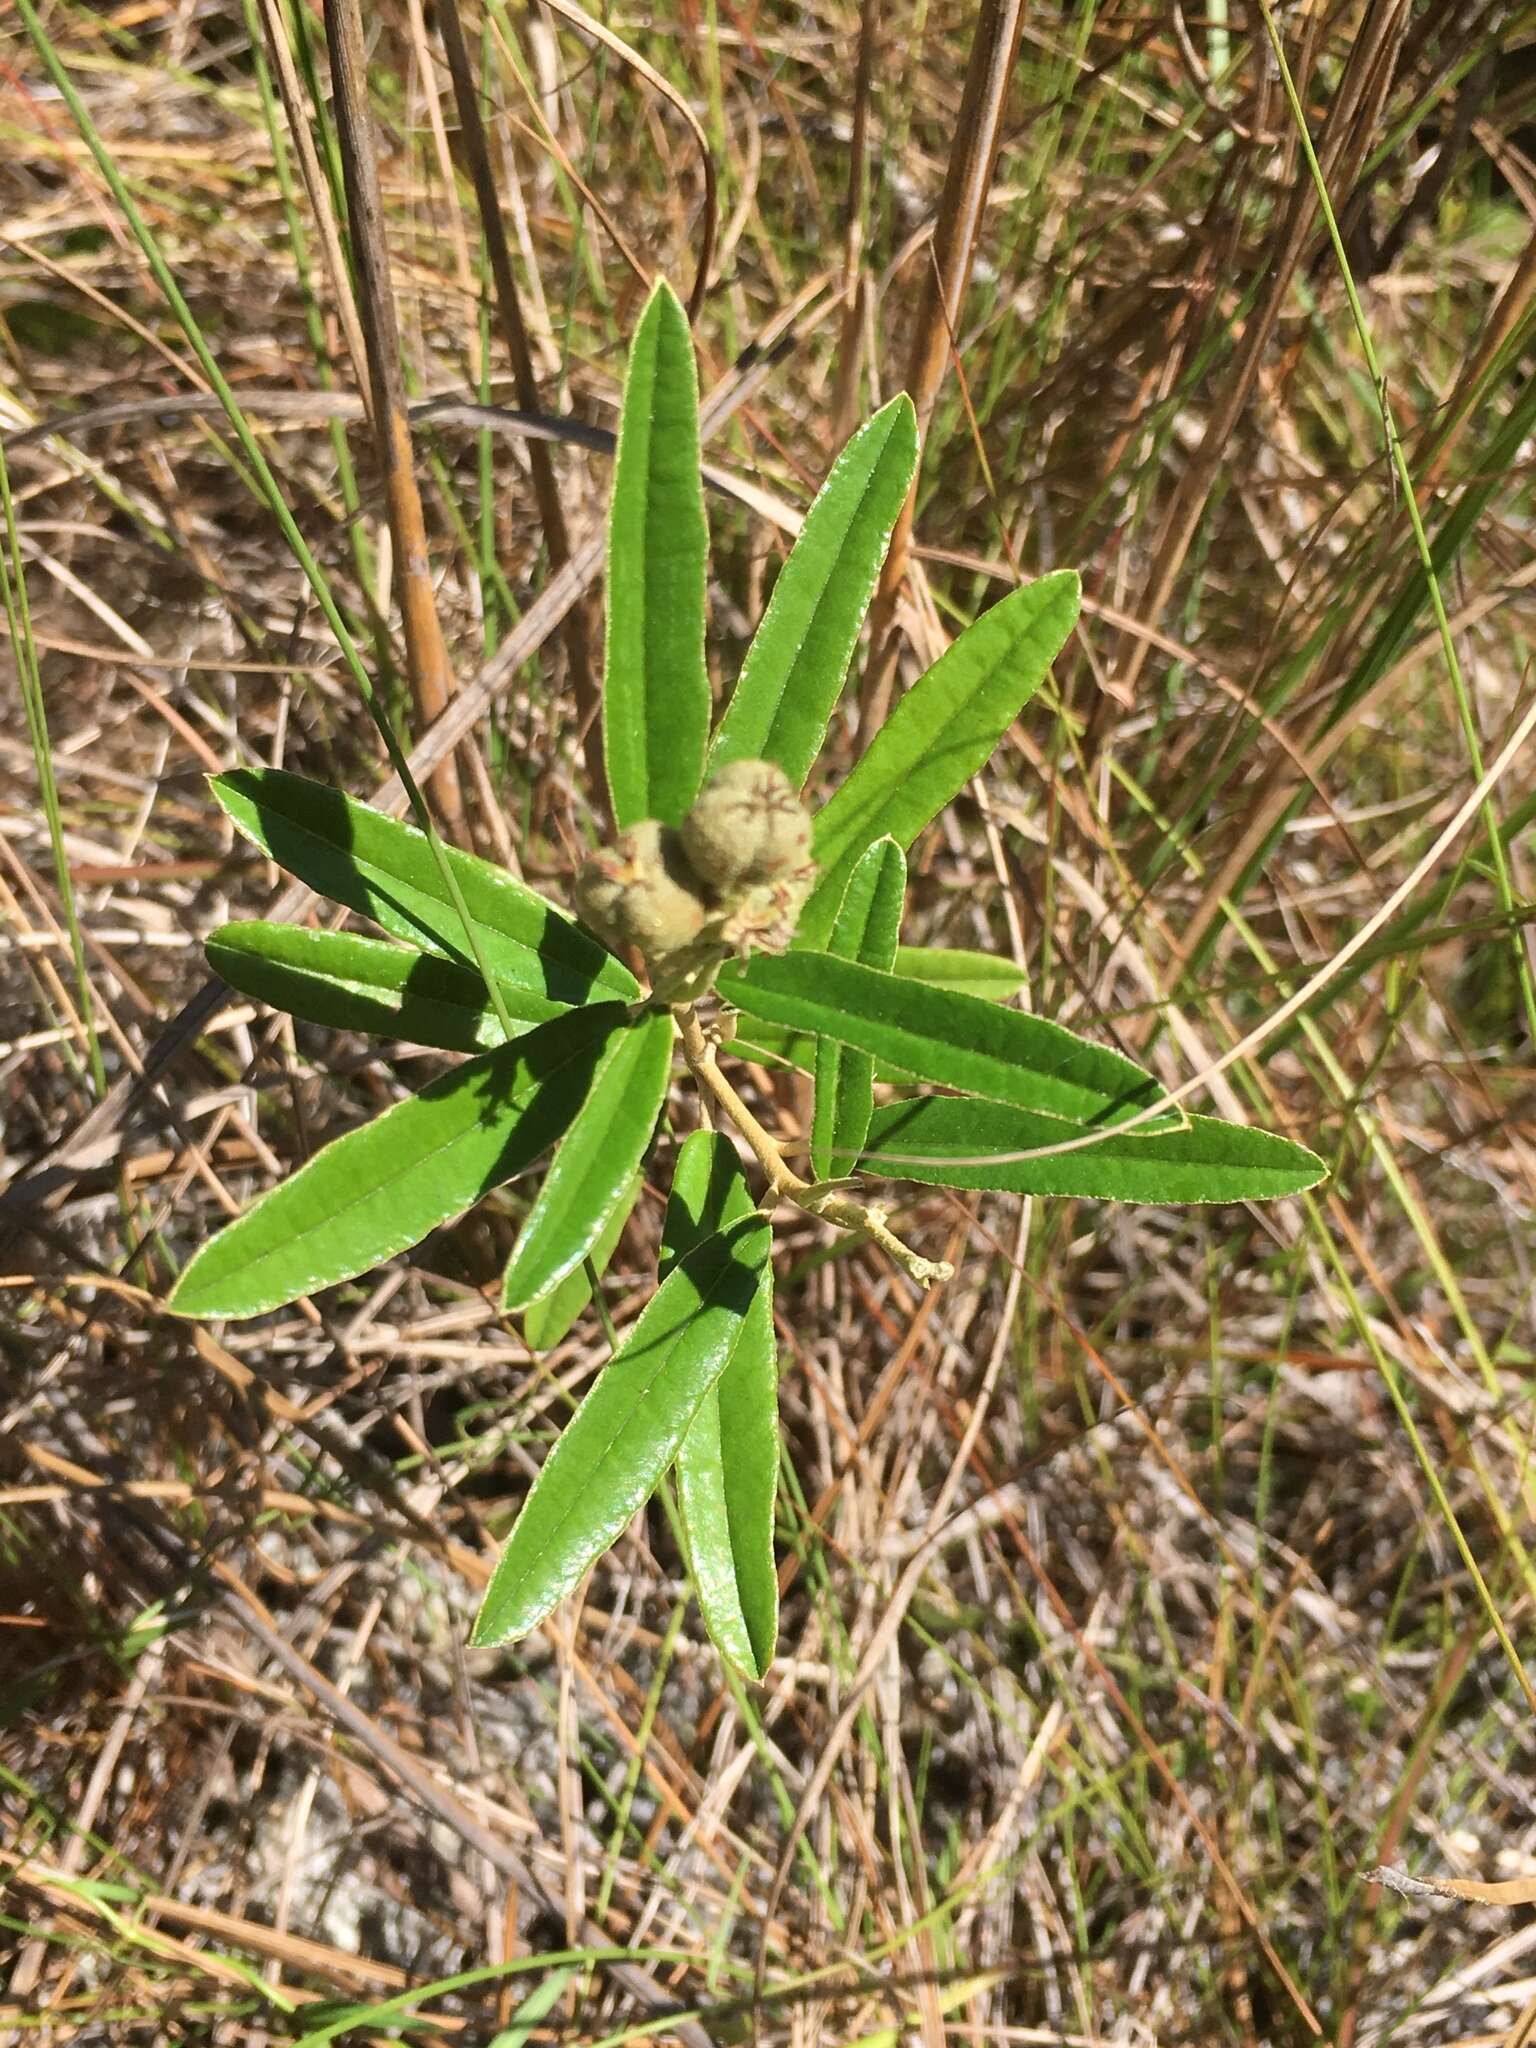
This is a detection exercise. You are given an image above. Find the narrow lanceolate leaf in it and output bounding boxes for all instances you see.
[811,840,904,1180]
[212,768,637,1004]
[471,1215,773,1647]
[666,1133,779,1678]
[522,1170,641,1354]
[727,945,1029,1081]
[894,945,1029,1003]
[501,1010,673,1312]
[206,922,562,1050]
[602,279,710,829]
[842,1097,1326,1203]
[169,1006,624,1320]
[799,570,1080,946]
[711,396,918,789]
[723,953,1175,1129]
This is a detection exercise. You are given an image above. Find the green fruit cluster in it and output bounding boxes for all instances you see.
[573,759,816,992]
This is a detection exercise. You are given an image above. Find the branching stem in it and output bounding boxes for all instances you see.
[675,1005,952,1288]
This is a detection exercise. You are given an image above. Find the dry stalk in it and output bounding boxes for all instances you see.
[253,0,370,402]
[323,0,467,828]
[828,0,880,445]
[1106,0,1413,703]
[435,0,607,814]
[860,0,1027,734]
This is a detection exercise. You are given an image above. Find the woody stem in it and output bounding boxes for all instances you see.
[675,1005,953,1287]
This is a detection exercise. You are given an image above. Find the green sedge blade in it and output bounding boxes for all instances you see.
[666,1133,779,1677]
[206,921,563,1050]
[602,279,711,829]
[799,570,1079,946]
[471,1214,772,1647]
[168,1006,624,1320]
[500,1009,673,1312]
[811,839,904,1180]
[724,952,1174,1128]
[711,396,918,789]
[212,767,637,1003]
[846,1097,1326,1203]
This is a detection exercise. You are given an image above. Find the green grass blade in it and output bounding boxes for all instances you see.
[211,768,636,1004]
[500,1010,673,1311]
[471,1214,772,1646]
[724,953,1172,1128]
[168,1006,624,1320]
[602,279,711,829]
[799,570,1080,945]
[522,1172,642,1353]
[666,1133,780,1678]
[848,1097,1325,1203]
[811,839,905,1180]
[206,922,561,1049]
[711,396,918,788]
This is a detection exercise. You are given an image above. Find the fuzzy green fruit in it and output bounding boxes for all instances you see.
[680,759,813,896]
[573,819,710,963]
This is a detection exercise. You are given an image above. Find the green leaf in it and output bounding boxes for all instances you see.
[811,840,904,1180]
[471,1214,772,1646]
[894,945,1028,1003]
[522,1171,641,1353]
[710,397,918,789]
[206,921,561,1050]
[168,1005,624,1320]
[212,768,637,1004]
[665,1133,779,1677]
[501,1010,673,1312]
[722,953,1174,1129]
[727,945,1030,1074]
[602,279,711,829]
[843,1096,1326,1203]
[799,570,1080,946]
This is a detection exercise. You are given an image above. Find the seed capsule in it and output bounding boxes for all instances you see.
[680,758,813,895]
[573,819,710,962]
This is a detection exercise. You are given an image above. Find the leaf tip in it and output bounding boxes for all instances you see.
[1290,1142,1329,1190]
[641,273,690,331]
[164,1262,217,1322]
[468,1601,511,1651]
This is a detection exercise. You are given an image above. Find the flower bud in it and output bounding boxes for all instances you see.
[573,820,710,963]
[680,758,813,895]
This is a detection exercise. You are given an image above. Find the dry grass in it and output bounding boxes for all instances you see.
[5,2,1536,2042]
